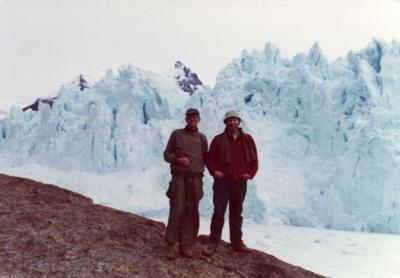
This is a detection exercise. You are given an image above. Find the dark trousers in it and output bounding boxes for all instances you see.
[209,177,247,245]
[164,176,203,245]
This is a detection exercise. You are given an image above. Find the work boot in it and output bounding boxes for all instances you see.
[231,241,252,253]
[179,244,193,258]
[166,242,177,260]
[202,242,218,257]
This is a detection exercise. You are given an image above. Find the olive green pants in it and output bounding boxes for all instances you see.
[164,176,203,245]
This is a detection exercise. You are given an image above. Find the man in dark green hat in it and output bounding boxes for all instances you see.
[163,108,208,259]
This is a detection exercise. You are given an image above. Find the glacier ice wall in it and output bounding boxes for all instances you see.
[1,40,400,234]
[0,65,188,173]
[194,39,400,233]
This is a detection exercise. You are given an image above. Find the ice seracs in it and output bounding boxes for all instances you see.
[1,40,400,234]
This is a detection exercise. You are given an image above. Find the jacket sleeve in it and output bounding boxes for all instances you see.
[206,136,219,176]
[164,131,176,164]
[247,134,258,179]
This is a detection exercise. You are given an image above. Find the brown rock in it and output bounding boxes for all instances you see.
[0,173,325,277]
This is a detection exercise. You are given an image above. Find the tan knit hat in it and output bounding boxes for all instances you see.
[223,110,241,122]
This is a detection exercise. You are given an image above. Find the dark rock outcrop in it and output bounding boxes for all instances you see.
[0,174,324,277]
[79,74,90,91]
[22,74,90,113]
[22,97,57,112]
[174,61,203,95]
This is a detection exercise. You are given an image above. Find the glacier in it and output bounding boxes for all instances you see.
[1,39,400,234]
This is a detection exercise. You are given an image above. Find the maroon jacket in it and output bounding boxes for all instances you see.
[206,129,258,181]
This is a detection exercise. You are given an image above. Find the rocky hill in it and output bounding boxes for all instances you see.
[0,173,323,277]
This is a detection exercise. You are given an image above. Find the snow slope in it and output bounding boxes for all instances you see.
[1,40,400,234]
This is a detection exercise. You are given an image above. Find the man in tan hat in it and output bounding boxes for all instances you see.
[163,108,208,259]
[203,110,258,256]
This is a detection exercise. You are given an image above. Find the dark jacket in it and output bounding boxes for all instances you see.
[164,127,208,177]
[206,129,258,181]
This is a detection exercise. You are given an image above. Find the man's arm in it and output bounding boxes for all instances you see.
[164,131,176,163]
[206,136,220,176]
[247,134,258,178]
[164,131,191,166]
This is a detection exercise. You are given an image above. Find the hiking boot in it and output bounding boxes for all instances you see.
[232,242,252,253]
[180,244,193,258]
[202,242,218,257]
[166,242,177,260]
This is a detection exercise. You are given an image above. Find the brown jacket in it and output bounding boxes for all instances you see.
[164,127,208,177]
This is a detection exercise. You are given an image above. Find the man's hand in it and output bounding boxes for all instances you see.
[240,174,251,181]
[214,171,224,179]
[176,156,190,166]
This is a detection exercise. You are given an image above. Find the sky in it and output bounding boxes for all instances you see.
[1,0,400,107]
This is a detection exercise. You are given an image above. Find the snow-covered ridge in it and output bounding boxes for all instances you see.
[0,98,27,119]
[1,40,400,234]
[0,110,7,119]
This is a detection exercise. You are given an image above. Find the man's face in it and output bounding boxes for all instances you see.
[186,114,200,128]
[225,117,240,132]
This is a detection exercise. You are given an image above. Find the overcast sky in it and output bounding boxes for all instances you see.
[1,0,400,107]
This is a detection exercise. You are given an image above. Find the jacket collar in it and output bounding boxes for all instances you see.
[184,125,198,132]
[224,127,243,138]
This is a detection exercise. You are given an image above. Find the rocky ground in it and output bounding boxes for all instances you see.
[0,173,324,277]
